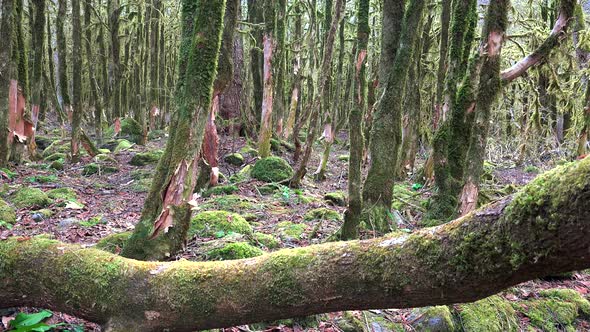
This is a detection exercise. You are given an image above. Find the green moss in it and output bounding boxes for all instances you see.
[524,165,540,174]
[201,184,239,197]
[130,169,152,180]
[239,146,258,157]
[10,187,51,209]
[42,140,69,158]
[47,188,77,201]
[270,138,282,152]
[50,160,64,171]
[106,118,143,144]
[95,154,117,163]
[80,215,106,228]
[0,168,17,179]
[515,298,578,332]
[229,165,251,183]
[200,195,256,213]
[0,199,16,224]
[114,139,134,153]
[459,295,518,331]
[304,208,341,222]
[33,209,54,218]
[95,232,132,253]
[148,129,166,140]
[276,221,306,239]
[129,150,164,166]
[130,178,152,193]
[98,148,111,154]
[252,157,294,183]
[206,242,264,260]
[82,163,100,176]
[189,211,252,238]
[337,154,349,161]
[250,232,280,249]
[258,183,282,195]
[324,192,346,206]
[539,288,590,317]
[44,152,67,162]
[223,153,244,166]
[410,306,455,332]
[27,174,58,184]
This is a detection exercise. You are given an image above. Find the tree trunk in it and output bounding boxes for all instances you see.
[290,0,345,188]
[109,0,122,120]
[121,0,227,261]
[2,157,590,331]
[57,0,71,125]
[257,0,275,158]
[29,0,45,159]
[433,0,451,129]
[360,0,426,232]
[0,0,16,167]
[71,0,83,162]
[338,0,368,240]
[84,0,104,144]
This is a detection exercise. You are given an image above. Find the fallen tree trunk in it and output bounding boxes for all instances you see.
[1,157,590,331]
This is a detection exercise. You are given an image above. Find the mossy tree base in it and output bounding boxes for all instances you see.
[2,158,590,331]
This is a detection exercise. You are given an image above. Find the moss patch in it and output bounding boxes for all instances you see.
[250,232,280,249]
[114,139,134,153]
[0,199,16,224]
[206,242,264,260]
[223,153,244,166]
[229,165,251,183]
[95,232,132,253]
[458,295,518,331]
[189,211,252,238]
[324,192,346,206]
[276,221,306,239]
[44,152,66,162]
[410,306,455,332]
[106,118,143,144]
[50,160,64,171]
[201,185,239,197]
[200,195,257,213]
[47,188,77,201]
[129,150,164,166]
[304,208,341,222]
[252,157,294,183]
[10,187,51,209]
[539,288,590,317]
[515,298,578,332]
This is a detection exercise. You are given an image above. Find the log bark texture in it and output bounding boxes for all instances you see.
[1,157,590,331]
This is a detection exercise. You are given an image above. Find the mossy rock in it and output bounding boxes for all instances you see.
[130,178,152,193]
[324,192,346,206]
[98,148,111,154]
[10,187,51,209]
[95,232,132,254]
[129,150,163,166]
[276,221,306,240]
[252,157,293,183]
[82,163,100,176]
[539,288,590,317]
[206,242,264,261]
[34,135,53,151]
[409,306,455,332]
[304,208,341,222]
[250,232,280,249]
[337,154,350,162]
[44,152,66,162]
[106,118,143,144]
[42,140,69,157]
[458,295,519,331]
[0,199,16,224]
[229,165,252,183]
[223,153,244,166]
[50,160,64,171]
[258,183,282,195]
[47,188,77,201]
[114,139,134,153]
[148,129,166,140]
[239,146,258,157]
[515,298,578,331]
[200,195,256,213]
[336,311,405,332]
[28,174,58,184]
[189,211,252,238]
[95,153,117,163]
[201,185,239,197]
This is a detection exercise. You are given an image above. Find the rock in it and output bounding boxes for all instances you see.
[324,191,346,206]
[47,188,77,201]
[95,232,132,253]
[31,209,53,222]
[276,221,306,240]
[44,152,67,162]
[250,232,280,249]
[258,183,282,195]
[106,118,143,144]
[189,211,252,238]
[229,165,251,183]
[58,218,80,230]
[239,146,258,157]
[10,187,51,209]
[223,153,244,166]
[458,295,518,331]
[82,163,100,176]
[409,306,455,332]
[42,140,69,158]
[252,157,294,183]
[129,150,164,166]
[50,160,64,171]
[0,199,16,224]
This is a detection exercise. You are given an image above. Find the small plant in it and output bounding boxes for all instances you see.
[0,220,13,229]
[7,309,83,332]
[524,165,540,174]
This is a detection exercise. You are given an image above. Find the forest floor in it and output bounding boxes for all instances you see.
[1,125,589,332]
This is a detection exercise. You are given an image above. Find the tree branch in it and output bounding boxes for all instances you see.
[1,157,590,331]
[500,0,575,83]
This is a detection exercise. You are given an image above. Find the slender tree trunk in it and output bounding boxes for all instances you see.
[360,0,426,232]
[257,0,275,158]
[433,0,451,129]
[248,0,263,129]
[3,157,590,331]
[290,0,345,188]
[27,0,45,159]
[122,0,227,261]
[338,0,369,240]
[85,0,104,144]
[0,0,16,167]
[273,0,287,136]
[109,0,122,120]
[282,4,303,140]
[71,0,83,162]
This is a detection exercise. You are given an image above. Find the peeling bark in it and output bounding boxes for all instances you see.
[2,157,590,331]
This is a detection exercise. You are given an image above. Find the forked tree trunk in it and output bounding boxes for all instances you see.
[121,0,227,261]
[2,158,590,331]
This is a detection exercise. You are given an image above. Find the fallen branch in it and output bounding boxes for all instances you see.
[0,157,589,331]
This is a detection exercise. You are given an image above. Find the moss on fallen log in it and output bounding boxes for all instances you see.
[0,158,589,331]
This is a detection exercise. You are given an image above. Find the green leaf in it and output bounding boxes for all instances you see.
[411,183,423,191]
[10,311,53,328]
[214,230,226,238]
